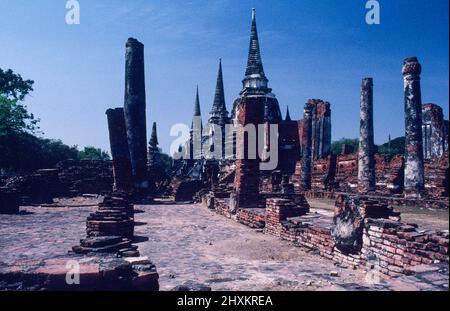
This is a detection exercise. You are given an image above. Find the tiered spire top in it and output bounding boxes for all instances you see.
[242,8,269,92]
[209,59,230,126]
[245,9,265,78]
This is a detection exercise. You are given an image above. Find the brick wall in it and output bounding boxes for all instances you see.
[374,154,404,195]
[424,153,449,197]
[363,218,449,276]
[334,154,358,192]
[207,192,448,277]
[263,198,448,276]
[311,155,336,191]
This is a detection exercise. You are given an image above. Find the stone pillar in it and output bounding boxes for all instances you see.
[422,103,445,159]
[106,108,133,192]
[123,38,150,197]
[300,102,313,191]
[402,57,425,197]
[358,78,376,193]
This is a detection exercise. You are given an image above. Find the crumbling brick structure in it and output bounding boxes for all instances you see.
[334,153,358,192]
[295,100,332,162]
[172,179,204,202]
[265,198,309,237]
[261,194,448,277]
[311,155,336,191]
[424,153,449,198]
[56,160,113,196]
[4,169,60,204]
[0,187,20,214]
[73,192,138,257]
[374,154,404,195]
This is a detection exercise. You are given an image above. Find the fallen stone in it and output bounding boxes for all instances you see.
[172,281,212,291]
[330,271,339,277]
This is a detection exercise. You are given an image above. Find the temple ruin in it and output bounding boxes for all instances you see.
[0,8,448,292]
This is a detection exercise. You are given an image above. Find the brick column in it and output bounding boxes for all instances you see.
[358,78,376,193]
[233,97,265,208]
[402,57,425,197]
[123,38,151,197]
[106,108,133,192]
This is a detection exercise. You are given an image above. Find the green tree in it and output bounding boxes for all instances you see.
[0,68,34,100]
[79,146,110,160]
[159,152,173,174]
[0,96,39,136]
[0,68,38,135]
[0,133,79,173]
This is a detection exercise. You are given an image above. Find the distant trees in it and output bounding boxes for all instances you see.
[377,136,405,157]
[0,68,109,175]
[79,146,110,161]
[0,133,79,173]
[331,136,405,157]
[331,138,359,155]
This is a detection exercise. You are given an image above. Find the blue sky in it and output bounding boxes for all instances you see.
[0,0,448,154]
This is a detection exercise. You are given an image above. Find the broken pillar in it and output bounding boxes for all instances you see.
[332,195,364,253]
[358,78,376,193]
[402,57,425,197]
[123,38,151,198]
[299,102,313,191]
[332,194,400,253]
[106,108,133,192]
[73,192,138,257]
[309,99,332,160]
[422,103,446,159]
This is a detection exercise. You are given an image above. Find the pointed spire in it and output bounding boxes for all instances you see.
[194,85,201,116]
[242,8,269,92]
[191,86,203,131]
[285,106,292,121]
[149,122,158,147]
[245,8,265,78]
[209,59,230,126]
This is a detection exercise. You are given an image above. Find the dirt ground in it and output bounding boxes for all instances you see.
[135,202,380,291]
[0,197,447,291]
